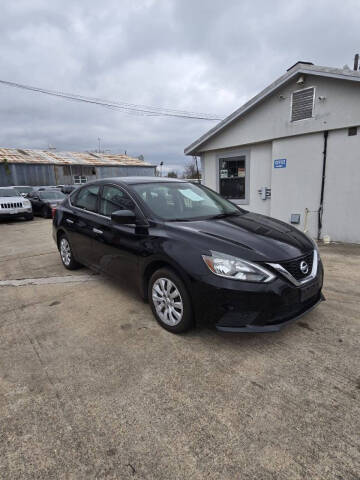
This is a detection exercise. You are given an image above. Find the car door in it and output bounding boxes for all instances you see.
[89,184,147,285]
[64,184,102,268]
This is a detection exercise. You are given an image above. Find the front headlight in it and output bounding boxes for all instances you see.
[202,251,275,282]
[23,199,31,207]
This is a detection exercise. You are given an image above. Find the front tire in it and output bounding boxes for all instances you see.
[25,213,34,221]
[59,234,81,270]
[148,268,193,333]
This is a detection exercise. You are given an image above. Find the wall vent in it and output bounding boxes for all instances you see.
[291,87,315,122]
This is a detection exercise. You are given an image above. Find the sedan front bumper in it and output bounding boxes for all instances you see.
[216,292,325,332]
[191,260,324,332]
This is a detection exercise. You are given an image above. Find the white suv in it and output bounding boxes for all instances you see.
[0,187,33,221]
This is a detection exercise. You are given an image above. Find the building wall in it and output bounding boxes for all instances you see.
[201,128,360,243]
[198,75,360,153]
[0,164,156,186]
[321,128,360,243]
[270,133,323,238]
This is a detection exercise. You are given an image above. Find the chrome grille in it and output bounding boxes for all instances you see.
[1,202,23,209]
[280,252,314,281]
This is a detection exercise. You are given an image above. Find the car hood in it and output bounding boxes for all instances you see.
[167,212,314,262]
[0,196,25,203]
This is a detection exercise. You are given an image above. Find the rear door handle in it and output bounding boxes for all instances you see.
[66,218,74,224]
[93,228,103,235]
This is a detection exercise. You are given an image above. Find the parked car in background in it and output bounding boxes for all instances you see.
[60,185,77,195]
[0,187,33,221]
[28,189,66,218]
[53,177,324,334]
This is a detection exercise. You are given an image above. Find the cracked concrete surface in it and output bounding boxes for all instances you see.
[0,218,359,479]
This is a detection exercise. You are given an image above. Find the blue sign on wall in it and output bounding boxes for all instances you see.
[274,158,287,168]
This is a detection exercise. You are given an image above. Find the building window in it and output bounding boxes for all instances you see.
[219,156,246,199]
[73,175,87,184]
[348,126,357,136]
[291,87,315,121]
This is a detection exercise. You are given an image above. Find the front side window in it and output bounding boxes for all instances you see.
[99,185,135,216]
[73,185,99,212]
[219,156,246,199]
[132,182,241,221]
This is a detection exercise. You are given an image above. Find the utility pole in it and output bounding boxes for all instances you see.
[98,137,101,153]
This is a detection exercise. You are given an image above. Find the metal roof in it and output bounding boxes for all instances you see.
[0,148,152,166]
[185,62,360,155]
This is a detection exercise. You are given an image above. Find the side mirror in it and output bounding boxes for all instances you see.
[111,209,136,225]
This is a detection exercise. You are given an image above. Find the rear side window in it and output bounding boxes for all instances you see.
[73,185,100,212]
[99,186,135,216]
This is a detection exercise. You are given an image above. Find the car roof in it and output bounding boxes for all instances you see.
[93,176,191,186]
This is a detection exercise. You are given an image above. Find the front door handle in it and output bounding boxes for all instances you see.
[66,218,74,224]
[93,228,103,235]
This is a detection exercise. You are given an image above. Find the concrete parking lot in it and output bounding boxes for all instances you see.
[0,218,359,480]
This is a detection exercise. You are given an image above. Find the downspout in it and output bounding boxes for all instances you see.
[318,130,329,240]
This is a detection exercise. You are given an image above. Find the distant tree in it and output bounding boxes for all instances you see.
[167,170,178,178]
[182,158,201,180]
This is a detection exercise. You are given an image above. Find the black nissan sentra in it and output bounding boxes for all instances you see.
[53,177,324,333]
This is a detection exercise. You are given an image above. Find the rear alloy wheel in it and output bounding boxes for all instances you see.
[59,235,81,270]
[149,268,193,333]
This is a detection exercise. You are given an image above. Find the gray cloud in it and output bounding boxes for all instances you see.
[0,0,358,171]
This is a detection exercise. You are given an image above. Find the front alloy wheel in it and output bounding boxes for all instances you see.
[152,278,184,326]
[149,268,193,333]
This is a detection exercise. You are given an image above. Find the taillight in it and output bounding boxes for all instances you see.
[51,207,57,219]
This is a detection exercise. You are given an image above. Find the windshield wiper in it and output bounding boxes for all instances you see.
[168,218,194,222]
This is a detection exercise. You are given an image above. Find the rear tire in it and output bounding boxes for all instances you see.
[58,234,82,270]
[41,206,49,218]
[148,268,193,333]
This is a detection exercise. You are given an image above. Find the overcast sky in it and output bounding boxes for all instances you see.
[0,0,359,173]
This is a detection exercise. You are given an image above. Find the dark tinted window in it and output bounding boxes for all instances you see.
[99,185,134,216]
[40,191,66,200]
[73,185,100,212]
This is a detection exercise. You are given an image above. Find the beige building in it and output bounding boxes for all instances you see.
[185,62,360,243]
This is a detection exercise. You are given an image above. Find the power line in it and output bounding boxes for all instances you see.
[0,79,222,121]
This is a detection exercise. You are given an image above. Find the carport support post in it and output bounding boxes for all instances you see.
[318,130,328,241]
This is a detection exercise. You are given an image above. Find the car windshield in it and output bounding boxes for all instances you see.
[15,187,33,194]
[0,188,19,197]
[133,182,243,221]
[40,191,66,200]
